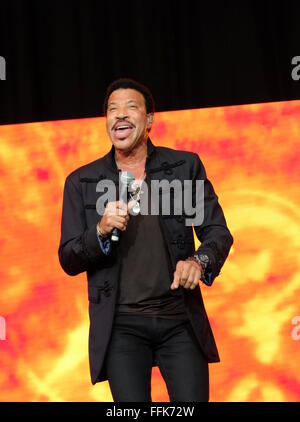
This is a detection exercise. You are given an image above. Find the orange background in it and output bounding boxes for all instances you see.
[0,100,300,401]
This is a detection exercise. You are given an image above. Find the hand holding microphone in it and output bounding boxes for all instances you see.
[97,201,130,238]
[97,172,136,242]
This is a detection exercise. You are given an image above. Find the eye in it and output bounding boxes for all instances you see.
[129,105,137,109]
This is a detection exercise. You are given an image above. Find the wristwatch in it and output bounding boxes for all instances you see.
[193,254,210,271]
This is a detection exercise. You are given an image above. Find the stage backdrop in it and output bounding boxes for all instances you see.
[0,100,300,402]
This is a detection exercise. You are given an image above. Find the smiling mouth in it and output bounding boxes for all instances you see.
[113,122,135,140]
[114,125,133,132]
[113,120,135,131]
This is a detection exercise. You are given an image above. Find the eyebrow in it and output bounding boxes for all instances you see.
[108,99,139,106]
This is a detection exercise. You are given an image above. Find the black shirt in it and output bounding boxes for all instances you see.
[115,177,188,320]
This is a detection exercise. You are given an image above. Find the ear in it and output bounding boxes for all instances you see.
[147,113,154,131]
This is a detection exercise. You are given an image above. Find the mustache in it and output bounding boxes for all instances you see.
[112,119,135,130]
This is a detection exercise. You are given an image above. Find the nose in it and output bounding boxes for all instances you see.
[116,106,129,120]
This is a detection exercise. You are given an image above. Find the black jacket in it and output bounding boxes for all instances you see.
[58,138,233,384]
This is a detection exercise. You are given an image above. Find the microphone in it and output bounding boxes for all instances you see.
[111,171,135,242]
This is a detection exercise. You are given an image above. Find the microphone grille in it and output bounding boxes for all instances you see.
[120,171,135,186]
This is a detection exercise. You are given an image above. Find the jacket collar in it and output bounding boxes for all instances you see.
[103,137,157,173]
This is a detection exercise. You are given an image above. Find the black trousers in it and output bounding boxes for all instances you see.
[105,314,209,402]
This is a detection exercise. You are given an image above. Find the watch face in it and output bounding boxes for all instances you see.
[198,254,210,270]
[199,254,209,264]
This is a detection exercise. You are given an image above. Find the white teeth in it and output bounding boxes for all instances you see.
[116,126,130,130]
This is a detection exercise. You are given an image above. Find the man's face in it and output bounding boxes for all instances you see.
[105,88,152,152]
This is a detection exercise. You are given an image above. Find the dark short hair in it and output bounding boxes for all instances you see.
[103,78,155,116]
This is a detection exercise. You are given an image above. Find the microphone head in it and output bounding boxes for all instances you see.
[120,171,135,186]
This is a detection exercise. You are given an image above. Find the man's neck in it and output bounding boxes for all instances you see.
[114,138,147,173]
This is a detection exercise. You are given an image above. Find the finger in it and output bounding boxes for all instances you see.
[180,263,190,288]
[171,261,184,289]
[189,271,201,290]
[105,201,124,216]
[112,221,127,231]
[106,201,127,215]
[115,217,128,230]
[108,215,128,229]
[109,215,127,224]
[186,266,198,289]
[174,261,184,286]
[170,271,180,290]
[182,269,195,289]
[105,202,116,215]
[175,260,184,273]
[116,201,128,215]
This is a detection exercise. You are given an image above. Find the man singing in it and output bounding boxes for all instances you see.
[58,78,233,402]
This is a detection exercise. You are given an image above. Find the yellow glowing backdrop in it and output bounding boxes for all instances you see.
[0,100,300,402]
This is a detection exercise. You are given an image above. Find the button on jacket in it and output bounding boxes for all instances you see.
[58,138,233,385]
